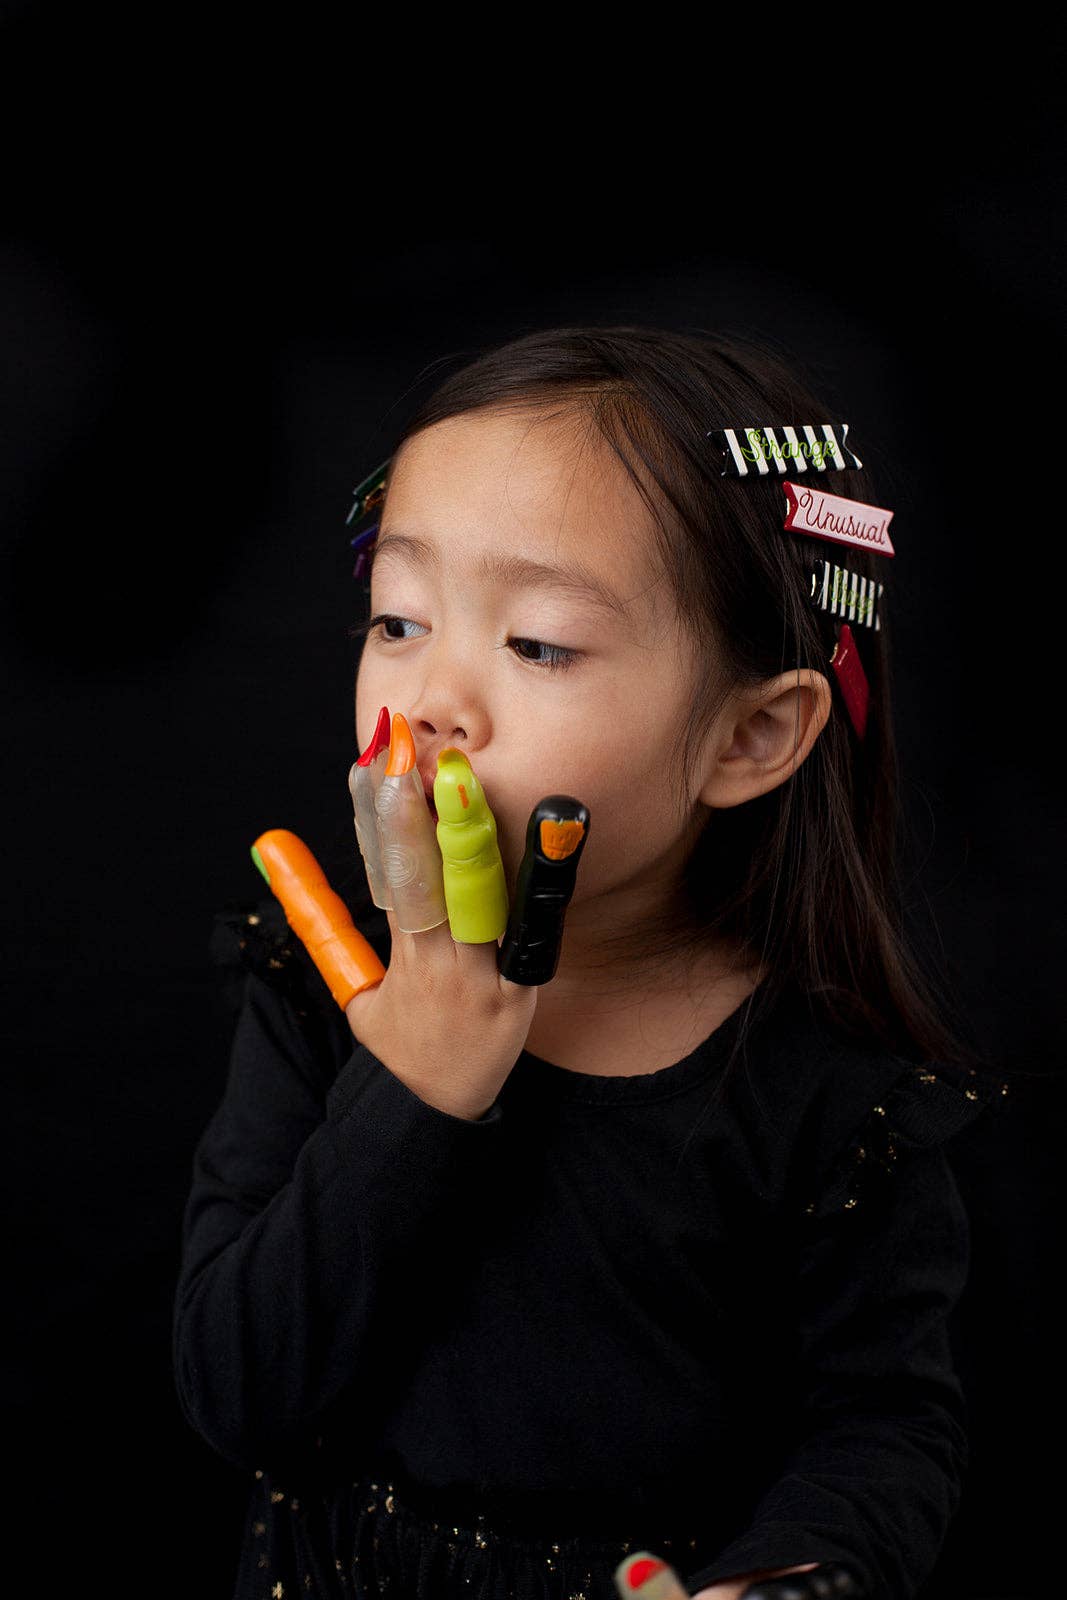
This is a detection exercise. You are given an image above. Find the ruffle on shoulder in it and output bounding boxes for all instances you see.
[209,894,321,1018]
[800,1055,1011,1221]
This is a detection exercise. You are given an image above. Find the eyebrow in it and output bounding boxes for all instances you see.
[371,529,633,620]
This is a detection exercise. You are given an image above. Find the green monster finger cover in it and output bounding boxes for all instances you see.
[434,748,510,943]
[497,797,590,986]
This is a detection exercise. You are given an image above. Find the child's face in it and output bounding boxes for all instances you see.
[355,409,712,920]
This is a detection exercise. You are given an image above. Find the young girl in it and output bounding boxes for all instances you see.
[174,326,1009,1600]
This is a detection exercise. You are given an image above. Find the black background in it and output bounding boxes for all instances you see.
[3,18,1064,1599]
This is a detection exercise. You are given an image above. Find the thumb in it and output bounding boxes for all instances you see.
[615,1552,689,1600]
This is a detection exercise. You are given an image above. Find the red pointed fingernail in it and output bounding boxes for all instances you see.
[627,1556,667,1589]
[356,705,391,766]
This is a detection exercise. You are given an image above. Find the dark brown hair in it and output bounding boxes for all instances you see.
[346,324,1000,1100]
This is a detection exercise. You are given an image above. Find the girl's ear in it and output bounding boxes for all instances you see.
[698,670,833,810]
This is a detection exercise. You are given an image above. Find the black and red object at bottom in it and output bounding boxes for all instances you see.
[497,796,590,986]
[613,1552,865,1599]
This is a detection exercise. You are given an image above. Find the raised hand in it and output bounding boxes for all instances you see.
[255,704,592,1122]
[342,708,535,1122]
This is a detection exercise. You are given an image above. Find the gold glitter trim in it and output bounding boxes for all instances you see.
[798,1056,1013,1217]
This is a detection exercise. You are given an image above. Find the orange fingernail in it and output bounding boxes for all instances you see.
[385,710,416,776]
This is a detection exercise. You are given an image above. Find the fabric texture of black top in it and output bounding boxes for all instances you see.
[174,897,1008,1600]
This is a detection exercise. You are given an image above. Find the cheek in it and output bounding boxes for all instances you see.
[491,763,652,902]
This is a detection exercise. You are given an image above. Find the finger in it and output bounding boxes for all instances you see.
[349,703,393,911]
[434,748,510,947]
[374,710,449,936]
[251,829,386,1008]
[497,795,590,985]
[614,1552,689,1599]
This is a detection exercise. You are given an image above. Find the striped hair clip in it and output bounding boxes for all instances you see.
[708,421,863,478]
[809,558,883,632]
[346,455,391,585]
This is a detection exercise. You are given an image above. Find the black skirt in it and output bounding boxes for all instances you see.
[232,1459,725,1600]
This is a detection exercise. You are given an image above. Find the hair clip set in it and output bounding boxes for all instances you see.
[707,421,896,742]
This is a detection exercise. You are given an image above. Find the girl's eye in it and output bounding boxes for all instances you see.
[366,614,580,673]
[369,614,424,644]
[507,637,580,672]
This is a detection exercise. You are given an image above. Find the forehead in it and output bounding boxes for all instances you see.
[381,410,665,606]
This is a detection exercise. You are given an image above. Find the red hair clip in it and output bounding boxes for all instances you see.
[829,623,870,742]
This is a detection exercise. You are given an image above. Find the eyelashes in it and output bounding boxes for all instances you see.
[506,637,581,672]
[362,613,582,673]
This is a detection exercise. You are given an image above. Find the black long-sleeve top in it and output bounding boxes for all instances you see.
[173,899,1006,1599]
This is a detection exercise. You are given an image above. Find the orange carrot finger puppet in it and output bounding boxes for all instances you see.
[251,829,386,1008]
